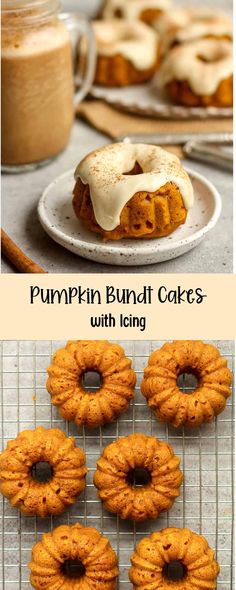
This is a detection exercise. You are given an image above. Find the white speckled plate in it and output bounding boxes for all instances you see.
[90,77,233,120]
[38,168,222,266]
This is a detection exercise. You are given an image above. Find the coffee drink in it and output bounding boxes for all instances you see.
[2,3,74,168]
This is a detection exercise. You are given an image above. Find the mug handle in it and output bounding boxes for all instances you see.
[60,12,97,105]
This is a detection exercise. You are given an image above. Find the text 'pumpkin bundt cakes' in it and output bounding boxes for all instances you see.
[73,143,194,241]
[129,527,220,589]
[29,522,119,590]
[141,340,232,428]
[0,427,87,517]
[93,433,183,521]
[90,20,160,87]
[47,340,136,428]
[160,38,233,107]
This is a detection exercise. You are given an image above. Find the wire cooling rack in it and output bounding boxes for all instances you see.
[0,340,234,589]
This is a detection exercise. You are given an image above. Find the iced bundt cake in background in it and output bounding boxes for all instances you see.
[90,20,160,86]
[155,8,233,56]
[160,38,233,107]
[102,0,172,26]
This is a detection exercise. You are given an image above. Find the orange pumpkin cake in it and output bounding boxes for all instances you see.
[29,523,119,589]
[141,340,232,428]
[0,427,87,517]
[129,527,220,589]
[93,433,183,521]
[73,143,194,241]
[92,20,160,86]
[47,340,136,428]
[160,38,233,107]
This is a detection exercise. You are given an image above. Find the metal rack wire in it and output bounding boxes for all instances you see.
[0,340,234,589]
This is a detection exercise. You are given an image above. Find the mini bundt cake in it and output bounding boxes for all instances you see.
[160,38,233,107]
[129,527,220,589]
[73,143,194,241]
[0,427,87,517]
[141,340,232,428]
[47,340,136,428]
[29,522,119,589]
[155,8,233,56]
[93,433,183,521]
[91,20,160,87]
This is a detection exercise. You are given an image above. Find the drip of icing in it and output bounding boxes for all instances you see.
[176,19,232,44]
[155,8,232,36]
[103,0,171,20]
[75,143,194,231]
[155,9,232,55]
[92,20,158,71]
[160,38,233,96]
[155,7,192,33]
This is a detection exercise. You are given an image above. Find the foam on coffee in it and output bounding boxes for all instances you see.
[2,16,70,57]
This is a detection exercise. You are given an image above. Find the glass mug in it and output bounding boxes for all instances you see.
[1,0,96,172]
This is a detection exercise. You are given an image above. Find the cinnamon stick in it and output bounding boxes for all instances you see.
[1,229,47,274]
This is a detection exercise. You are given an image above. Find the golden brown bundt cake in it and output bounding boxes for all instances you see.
[141,341,232,428]
[91,20,160,88]
[93,433,183,521]
[47,340,136,428]
[129,527,220,589]
[165,75,233,107]
[160,38,233,107]
[0,427,87,517]
[29,522,119,590]
[73,143,194,241]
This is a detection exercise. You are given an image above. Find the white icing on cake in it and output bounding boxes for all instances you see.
[155,7,191,34]
[75,143,194,231]
[160,38,233,96]
[103,0,171,20]
[92,20,158,71]
[155,9,232,55]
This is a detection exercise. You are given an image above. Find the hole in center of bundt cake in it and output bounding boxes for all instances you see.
[61,559,86,579]
[127,467,151,487]
[81,370,102,392]
[177,370,199,393]
[163,560,187,581]
[31,462,53,483]
[124,161,144,176]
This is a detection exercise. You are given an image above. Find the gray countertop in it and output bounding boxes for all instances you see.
[1,0,233,274]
